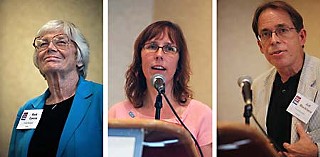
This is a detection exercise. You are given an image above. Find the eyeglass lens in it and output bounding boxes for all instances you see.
[144,43,178,53]
[259,27,295,42]
[34,34,70,51]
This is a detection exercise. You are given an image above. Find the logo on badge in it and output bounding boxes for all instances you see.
[21,112,28,120]
[293,95,301,105]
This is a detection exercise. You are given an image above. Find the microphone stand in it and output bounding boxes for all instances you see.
[243,103,285,153]
[154,92,162,120]
[162,93,204,157]
[243,103,252,125]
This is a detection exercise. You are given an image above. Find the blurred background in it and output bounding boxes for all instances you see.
[7,0,318,155]
[0,0,102,156]
[108,0,212,108]
[218,0,320,123]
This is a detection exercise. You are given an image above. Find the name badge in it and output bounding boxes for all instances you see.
[287,93,318,124]
[16,109,43,129]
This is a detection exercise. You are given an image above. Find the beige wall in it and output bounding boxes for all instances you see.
[286,0,320,58]
[218,0,320,123]
[108,0,154,107]
[109,0,212,107]
[0,0,102,156]
[154,0,212,107]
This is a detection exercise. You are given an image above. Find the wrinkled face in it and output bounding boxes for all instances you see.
[35,32,78,76]
[257,8,306,69]
[141,31,180,88]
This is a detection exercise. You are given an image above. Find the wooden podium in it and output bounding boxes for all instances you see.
[108,119,199,157]
[217,122,280,157]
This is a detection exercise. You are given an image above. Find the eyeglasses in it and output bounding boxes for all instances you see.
[33,34,74,51]
[143,43,179,54]
[258,27,296,42]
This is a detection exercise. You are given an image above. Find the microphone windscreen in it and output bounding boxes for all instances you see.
[237,75,252,87]
[151,74,165,87]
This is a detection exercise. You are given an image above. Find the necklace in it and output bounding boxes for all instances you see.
[51,104,58,110]
[46,93,75,110]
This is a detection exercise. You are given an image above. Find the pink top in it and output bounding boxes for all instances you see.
[108,99,212,146]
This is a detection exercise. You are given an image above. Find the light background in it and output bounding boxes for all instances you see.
[218,0,320,123]
[5,0,320,156]
[0,0,102,156]
[108,0,212,108]
[0,0,212,156]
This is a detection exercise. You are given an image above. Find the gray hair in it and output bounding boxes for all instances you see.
[33,20,90,78]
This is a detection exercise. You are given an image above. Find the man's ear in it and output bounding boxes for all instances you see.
[298,28,307,47]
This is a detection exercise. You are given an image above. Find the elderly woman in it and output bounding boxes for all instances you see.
[8,20,102,157]
[109,20,212,157]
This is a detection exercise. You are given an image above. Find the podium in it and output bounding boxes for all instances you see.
[217,122,280,157]
[108,119,199,157]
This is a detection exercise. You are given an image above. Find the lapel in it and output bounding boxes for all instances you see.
[21,91,49,157]
[255,68,277,131]
[56,77,93,156]
[31,90,50,109]
[291,54,318,142]
[254,54,319,143]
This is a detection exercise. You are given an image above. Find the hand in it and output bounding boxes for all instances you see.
[281,123,318,157]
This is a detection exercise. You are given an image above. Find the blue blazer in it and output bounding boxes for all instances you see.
[8,77,103,157]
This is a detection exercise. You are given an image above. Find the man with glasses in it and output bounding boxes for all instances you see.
[252,1,320,157]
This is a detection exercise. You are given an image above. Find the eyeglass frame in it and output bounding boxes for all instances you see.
[32,33,77,51]
[257,27,297,42]
[142,42,179,54]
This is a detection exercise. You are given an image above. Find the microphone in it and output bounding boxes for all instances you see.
[237,75,284,152]
[237,75,252,105]
[151,74,165,94]
[151,74,205,156]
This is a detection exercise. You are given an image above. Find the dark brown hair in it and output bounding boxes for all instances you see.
[125,20,193,108]
[252,1,304,39]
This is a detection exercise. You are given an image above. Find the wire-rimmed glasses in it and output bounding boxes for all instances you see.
[33,34,74,51]
[143,42,179,54]
[258,27,296,42]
